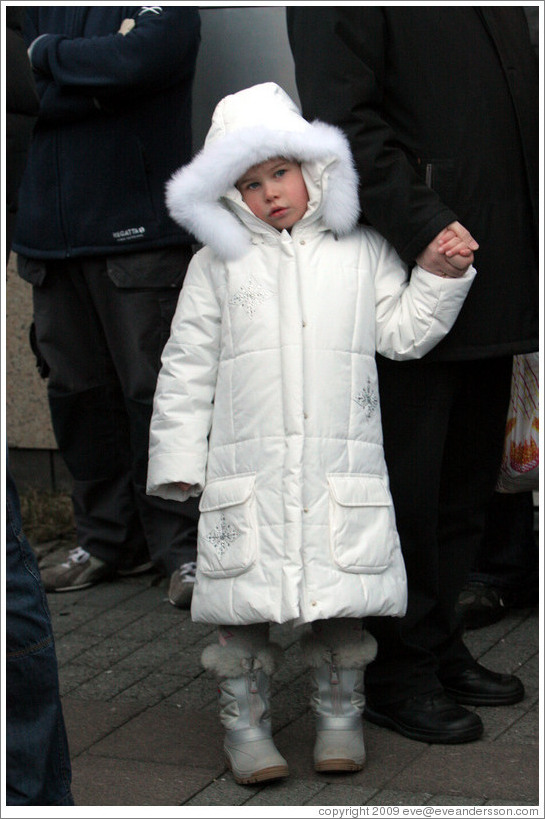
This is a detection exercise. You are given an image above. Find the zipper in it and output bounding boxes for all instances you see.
[425,163,433,188]
[248,666,259,726]
[329,655,341,715]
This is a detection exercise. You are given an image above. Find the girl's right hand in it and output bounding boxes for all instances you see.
[176,482,194,491]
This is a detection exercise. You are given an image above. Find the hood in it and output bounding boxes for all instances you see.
[166,82,360,260]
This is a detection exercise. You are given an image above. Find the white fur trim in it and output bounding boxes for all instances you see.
[166,120,360,261]
[300,630,377,670]
[201,641,283,678]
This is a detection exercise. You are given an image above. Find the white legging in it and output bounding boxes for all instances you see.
[217,618,362,654]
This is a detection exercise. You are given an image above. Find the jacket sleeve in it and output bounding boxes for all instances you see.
[287,7,457,263]
[147,253,221,503]
[373,239,477,360]
[28,7,200,103]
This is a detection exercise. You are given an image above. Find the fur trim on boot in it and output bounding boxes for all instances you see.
[202,641,283,679]
[300,629,377,670]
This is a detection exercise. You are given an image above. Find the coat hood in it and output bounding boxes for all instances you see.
[166,82,360,260]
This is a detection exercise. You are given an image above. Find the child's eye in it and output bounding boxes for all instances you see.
[246,182,260,191]
[275,169,287,178]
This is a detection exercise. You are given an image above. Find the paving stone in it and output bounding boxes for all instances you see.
[495,706,540,746]
[477,704,533,741]
[304,784,378,805]
[245,777,326,805]
[70,666,151,700]
[89,705,224,769]
[43,571,539,807]
[71,635,146,670]
[71,754,218,806]
[388,743,538,803]
[184,776,259,806]
[62,697,145,756]
[107,672,187,707]
[54,630,104,666]
[159,676,219,712]
[274,713,427,789]
[427,794,486,806]
[58,662,101,696]
[366,789,433,805]
[76,607,147,639]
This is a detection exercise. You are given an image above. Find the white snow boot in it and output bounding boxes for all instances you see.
[302,628,377,772]
[202,641,289,785]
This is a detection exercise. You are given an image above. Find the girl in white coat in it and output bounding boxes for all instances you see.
[147,83,476,784]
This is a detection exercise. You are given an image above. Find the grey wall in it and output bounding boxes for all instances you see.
[191,6,299,152]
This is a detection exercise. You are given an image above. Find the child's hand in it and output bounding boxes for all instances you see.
[417,220,477,278]
[176,482,194,491]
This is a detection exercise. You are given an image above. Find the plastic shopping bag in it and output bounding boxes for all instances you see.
[496,353,539,493]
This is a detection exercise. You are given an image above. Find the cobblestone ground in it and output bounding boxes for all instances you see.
[40,562,540,809]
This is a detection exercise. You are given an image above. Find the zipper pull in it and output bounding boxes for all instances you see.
[330,662,339,686]
[249,670,259,694]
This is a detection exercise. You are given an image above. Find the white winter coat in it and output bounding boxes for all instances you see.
[147,83,476,626]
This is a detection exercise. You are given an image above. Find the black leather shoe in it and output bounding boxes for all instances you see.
[440,663,524,706]
[364,692,483,744]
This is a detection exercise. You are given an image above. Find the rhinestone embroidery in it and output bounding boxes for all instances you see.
[353,378,379,419]
[206,514,241,557]
[230,276,272,318]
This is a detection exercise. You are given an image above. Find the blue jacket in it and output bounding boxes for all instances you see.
[13,6,200,259]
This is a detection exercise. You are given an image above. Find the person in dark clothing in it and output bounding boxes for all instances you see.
[6,7,74,805]
[13,6,202,606]
[287,6,537,744]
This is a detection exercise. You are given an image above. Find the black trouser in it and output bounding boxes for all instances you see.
[364,355,513,705]
[31,255,198,575]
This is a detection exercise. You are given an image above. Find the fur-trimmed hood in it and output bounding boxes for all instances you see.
[166,82,360,260]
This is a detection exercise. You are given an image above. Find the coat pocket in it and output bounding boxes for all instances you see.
[197,473,257,577]
[327,474,396,574]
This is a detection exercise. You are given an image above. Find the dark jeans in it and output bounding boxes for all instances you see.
[28,255,198,575]
[5,454,74,805]
[470,490,538,598]
[365,356,513,705]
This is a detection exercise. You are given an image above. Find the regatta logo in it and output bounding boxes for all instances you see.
[139,6,163,15]
[112,226,146,242]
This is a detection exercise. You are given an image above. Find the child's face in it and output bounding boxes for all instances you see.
[236,158,309,231]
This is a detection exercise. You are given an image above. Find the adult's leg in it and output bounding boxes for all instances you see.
[435,357,514,677]
[366,356,515,699]
[466,491,538,599]
[83,256,198,576]
[5,455,74,806]
[32,259,147,569]
[365,357,457,704]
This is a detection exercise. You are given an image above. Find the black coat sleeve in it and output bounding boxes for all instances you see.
[287,7,457,262]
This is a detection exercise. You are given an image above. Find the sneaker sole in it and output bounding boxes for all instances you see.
[364,706,484,744]
[45,579,103,592]
[118,561,155,577]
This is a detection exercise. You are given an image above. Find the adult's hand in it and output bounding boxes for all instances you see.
[417,222,477,277]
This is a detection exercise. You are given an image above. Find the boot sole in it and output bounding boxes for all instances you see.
[226,758,289,785]
[444,687,524,707]
[315,759,364,772]
[364,706,483,744]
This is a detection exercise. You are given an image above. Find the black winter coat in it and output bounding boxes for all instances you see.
[13,6,200,260]
[287,7,538,360]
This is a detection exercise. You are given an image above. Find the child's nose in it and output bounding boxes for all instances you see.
[263,182,277,200]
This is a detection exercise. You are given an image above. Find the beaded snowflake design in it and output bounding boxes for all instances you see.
[206,513,242,557]
[353,378,379,419]
[229,276,272,318]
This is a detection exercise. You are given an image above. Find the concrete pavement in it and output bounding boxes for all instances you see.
[42,567,541,810]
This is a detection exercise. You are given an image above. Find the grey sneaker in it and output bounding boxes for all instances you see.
[40,546,115,592]
[168,561,196,608]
